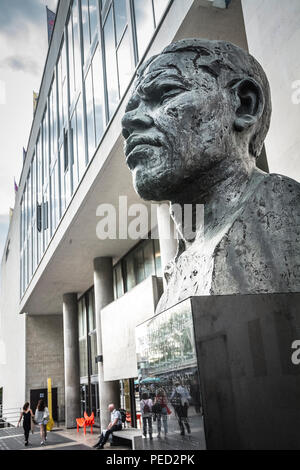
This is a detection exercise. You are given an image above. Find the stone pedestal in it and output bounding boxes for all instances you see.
[191,293,300,449]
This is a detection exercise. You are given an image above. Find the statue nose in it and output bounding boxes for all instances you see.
[122,111,154,139]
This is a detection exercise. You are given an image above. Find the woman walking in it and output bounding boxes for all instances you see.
[140,392,153,439]
[35,399,50,446]
[17,402,34,446]
[153,388,170,438]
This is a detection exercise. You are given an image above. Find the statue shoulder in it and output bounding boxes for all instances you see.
[252,172,300,212]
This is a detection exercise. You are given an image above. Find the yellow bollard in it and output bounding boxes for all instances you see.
[46,378,55,431]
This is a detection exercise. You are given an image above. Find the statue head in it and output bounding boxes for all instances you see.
[122,39,272,201]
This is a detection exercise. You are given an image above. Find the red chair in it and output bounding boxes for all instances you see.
[76,411,95,435]
[76,417,87,435]
[125,412,141,429]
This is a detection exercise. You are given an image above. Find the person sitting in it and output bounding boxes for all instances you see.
[93,403,122,449]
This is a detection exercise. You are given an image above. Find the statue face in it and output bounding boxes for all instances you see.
[122,51,235,201]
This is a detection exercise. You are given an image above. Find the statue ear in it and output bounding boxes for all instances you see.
[233,78,264,132]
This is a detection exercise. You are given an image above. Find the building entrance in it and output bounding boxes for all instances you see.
[30,388,58,422]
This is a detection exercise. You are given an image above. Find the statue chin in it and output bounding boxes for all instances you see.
[133,170,180,202]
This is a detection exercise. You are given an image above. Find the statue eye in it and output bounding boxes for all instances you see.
[159,87,184,105]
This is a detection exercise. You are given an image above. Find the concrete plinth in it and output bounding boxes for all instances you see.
[93,257,120,430]
[191,293,300,450]
[62,293,80,428]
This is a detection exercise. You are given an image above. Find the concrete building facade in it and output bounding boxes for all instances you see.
[0,0,299,447]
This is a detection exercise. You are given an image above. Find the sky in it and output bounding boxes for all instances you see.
[0,0,58,260]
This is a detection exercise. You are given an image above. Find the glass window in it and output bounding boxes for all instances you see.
[92,46,105,144]
[124,254,135,292]
[154,238,162,276]
[114,263,124,299]
[88,288,96,332]
[103,7,119,118]
[49,77,58,162]
[133,0,155,60]
[90,332,98,375]
[114,0,127,45]
[50,161,60,234]
[134,246,144,284]
[85,65,96,160]
[143,239,155,278]
[89,0,98,41]
[76,94,86,180]
[153,0,169,25]
[81,0,90,60]
[117,28,132,96]
[42,109,49,184]
[82,0,99,62]
[79,298,88,377]
[68,14,75,99]
[73,0,82,93]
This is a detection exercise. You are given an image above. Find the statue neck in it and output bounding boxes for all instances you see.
[170,157,261,245]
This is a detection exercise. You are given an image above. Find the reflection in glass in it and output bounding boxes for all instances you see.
[89,0,98,42]
[136,300,206,449]
[154,238,162,277]
[73,0,81,93]
[81,0,90,61]
[143,239,155,278]
[92,47,105,144]
[133,0,154,60]
[103,7,119,118]
[153,0,169,25]
[79,298,88,377]
[114,0,127,45]
[117,28,133,96]
[85,66,95,160]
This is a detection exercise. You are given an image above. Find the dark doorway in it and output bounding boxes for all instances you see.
[30,388,58,422]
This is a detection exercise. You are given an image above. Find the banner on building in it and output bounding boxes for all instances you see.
[46,6,56,44]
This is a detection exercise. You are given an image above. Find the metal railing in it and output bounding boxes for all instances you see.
[0,406,22,428]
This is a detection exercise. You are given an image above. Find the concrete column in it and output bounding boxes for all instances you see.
[62,293,80,428]
[157,203,178,287]
[93,257,120,431]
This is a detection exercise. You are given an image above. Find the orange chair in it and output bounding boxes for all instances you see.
[76,417,87,435]
[76,411,95,435]
[125,412,141,429]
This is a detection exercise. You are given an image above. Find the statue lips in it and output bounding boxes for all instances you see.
[125,134,163,169]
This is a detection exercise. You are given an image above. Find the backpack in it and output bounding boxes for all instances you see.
[171,390,182,407]
[152,402,162,414]
[143,400,151,414]
[119,408,126,423]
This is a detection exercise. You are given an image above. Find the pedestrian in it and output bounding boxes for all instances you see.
[153,388,170,438]
[140,392,153,439]
[93,403,123,449]
[170,381,191,436]
[17,402,34,446]
[35,399,50,446]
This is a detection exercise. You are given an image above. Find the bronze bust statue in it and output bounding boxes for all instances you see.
[122,39,300,312]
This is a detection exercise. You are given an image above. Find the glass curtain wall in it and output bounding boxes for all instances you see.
[78,287,99,423]
[20,0,171,297]
[113,237,162,300]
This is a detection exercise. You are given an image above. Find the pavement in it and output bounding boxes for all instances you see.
[0,412,205,450]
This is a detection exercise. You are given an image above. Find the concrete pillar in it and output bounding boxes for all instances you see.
[62,293,80,428]
[157,203,178,287]
[93,257,120,431]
